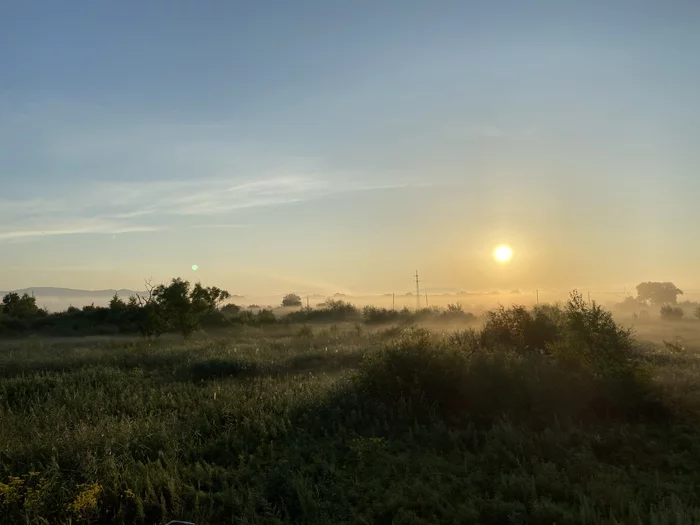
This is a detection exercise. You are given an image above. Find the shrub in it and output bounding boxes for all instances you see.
[550,291,638,382]
[256,308,277,325]
[362,305,476,326]
[296,324,314,339]
[660,305,684,320]
[286,300,360,323]
[480,304,561,352]
[439,303,477,323]
[363,306,400,325]
[355,297,660,426]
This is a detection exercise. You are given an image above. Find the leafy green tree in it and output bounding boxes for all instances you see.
[282,293,302,307]
[2,292,42,318]
[153,278,231,339]
[636,282,683,305]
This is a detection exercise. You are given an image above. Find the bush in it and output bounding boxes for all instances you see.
[286,300,360,323]
[362,305,477,326]
[363,306,400,324]
[355,296,660,426]
[660,305,684,320]
[256,308,277,325]
[551,291,638,381]
[296,324,314,339]
[480,304,561,352]
[439,303,477,323]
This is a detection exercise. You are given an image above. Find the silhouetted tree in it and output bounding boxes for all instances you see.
[220,303,241,316]
[129,280,170,339]
[636,282,683,305]
[109,293,127,312]
[153,277,231,339]
[2,292,42,318]
[282,293,302,307]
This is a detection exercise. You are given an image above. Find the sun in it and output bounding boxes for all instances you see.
[493,245,513,263]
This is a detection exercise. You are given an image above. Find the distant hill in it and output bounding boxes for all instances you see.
[0,287,142,298]
[1,287,246,299]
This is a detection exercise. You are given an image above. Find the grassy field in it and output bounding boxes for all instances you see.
[2,303,700,524]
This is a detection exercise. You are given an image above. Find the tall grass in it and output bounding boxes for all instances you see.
[1,296,700,524]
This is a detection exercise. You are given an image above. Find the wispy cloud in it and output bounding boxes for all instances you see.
[0,174,425,243]
[0,218,163,243]
[0,106,429,242]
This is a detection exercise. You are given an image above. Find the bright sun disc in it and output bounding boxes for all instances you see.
[493,245,513,262]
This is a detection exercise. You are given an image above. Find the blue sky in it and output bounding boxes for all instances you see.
[1,1,699,295]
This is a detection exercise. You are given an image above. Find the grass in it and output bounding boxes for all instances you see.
[2,299,700,524]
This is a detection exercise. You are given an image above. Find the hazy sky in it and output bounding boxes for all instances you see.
[1,1,698,295]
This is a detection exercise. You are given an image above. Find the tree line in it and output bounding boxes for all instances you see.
[0,278,232,339]
[3,279,697,339]
[0,279,481,339]
[617,281,700,320]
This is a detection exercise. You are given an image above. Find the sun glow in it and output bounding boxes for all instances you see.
[493,245,513,262]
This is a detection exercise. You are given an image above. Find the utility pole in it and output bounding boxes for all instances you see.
[414,270,420,310]
[588,291,591,305]
[425,293,429,307]
[536,289,539,305]
[392,293,395,311]
[306,295,309,309]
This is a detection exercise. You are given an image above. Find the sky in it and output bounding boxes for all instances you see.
[1,1,699,297]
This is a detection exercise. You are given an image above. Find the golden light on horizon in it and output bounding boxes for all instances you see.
[493,245,513,263]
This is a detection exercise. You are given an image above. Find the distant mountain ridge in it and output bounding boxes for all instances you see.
[0,287,142,298]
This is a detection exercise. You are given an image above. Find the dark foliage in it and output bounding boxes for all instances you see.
[1,295,694,524]
[636,281,683,305]
[281,293,303,307]
[660,305,684,320]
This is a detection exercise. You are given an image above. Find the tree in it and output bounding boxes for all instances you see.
[220,303,241,316]
[282,293,302,307]
[694,305,700,321]
[109,293,127,312]
[153,278,231,338]
[2,292,42,318]
[128,280,170,339]
[636,282,683,305]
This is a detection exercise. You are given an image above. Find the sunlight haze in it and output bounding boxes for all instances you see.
[1,1,698,297]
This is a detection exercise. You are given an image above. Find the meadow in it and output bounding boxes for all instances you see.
[2,295,700,524]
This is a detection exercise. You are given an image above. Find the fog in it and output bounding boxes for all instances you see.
[22,288,700,318]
